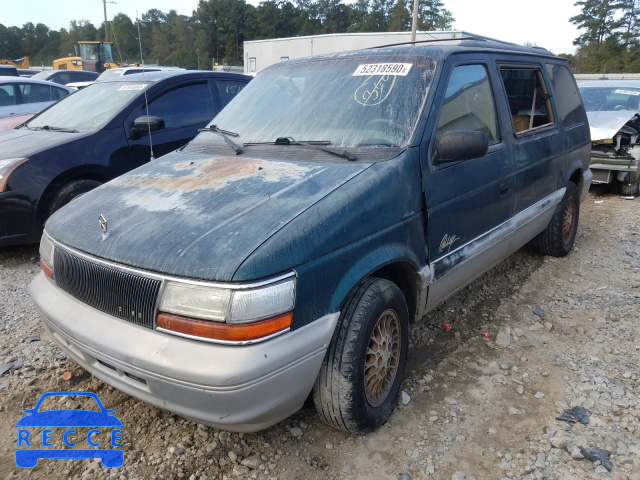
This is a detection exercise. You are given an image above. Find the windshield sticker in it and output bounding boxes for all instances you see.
[353,63,412,76]
[354,75,396,106]
[117,84,147,91]
[613,89,640,96]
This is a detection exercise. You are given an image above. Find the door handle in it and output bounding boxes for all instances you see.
[499,181,511,197]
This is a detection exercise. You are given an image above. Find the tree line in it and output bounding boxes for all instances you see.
[0,0,453,69]
[1,0,638,73]
[564,0,639,73]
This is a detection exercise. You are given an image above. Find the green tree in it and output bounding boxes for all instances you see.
[318,0,356,33]
[570,0,626,49]
[418,0,454,30]
[619,0,639,46]
[294,0,322,35]
[59,20,98,58]
[0,24,23,59]
[103,13,139,64]
[570,0,640,72]
[388,0,411,31]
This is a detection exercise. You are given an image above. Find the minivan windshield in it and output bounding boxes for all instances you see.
[28,81,146,131]
[196,55,435,149]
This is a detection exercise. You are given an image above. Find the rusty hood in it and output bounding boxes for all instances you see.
[45,151,371,281]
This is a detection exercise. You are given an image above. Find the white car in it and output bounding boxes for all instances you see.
[67,66,184,90]
[579,80,640,195]
[0,77,73,119]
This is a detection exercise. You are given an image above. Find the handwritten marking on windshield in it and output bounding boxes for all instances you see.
[354,75,395,107]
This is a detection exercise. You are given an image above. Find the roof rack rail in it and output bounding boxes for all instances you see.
[369,30,518,50]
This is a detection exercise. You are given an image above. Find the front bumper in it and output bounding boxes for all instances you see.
[589,149,639,175]
[30,272,339,432]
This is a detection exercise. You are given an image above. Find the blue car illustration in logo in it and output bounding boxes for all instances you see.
[16,391,123,468]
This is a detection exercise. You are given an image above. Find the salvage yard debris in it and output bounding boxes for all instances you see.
[556,406,591,425]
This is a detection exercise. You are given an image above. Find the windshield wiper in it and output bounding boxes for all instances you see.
[245,137,357,161]
[198,125,243,155]
[31,125,78,133]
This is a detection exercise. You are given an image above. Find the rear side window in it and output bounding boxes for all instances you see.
[545,64,585,128]
[147,82,213,128]
[216,80,247,107]
[51,72,71,85]
[0,84,16,106]
[19,83,58,104]
[499,68,554,133]
[436,64,500,145]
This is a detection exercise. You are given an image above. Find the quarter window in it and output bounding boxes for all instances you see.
[499,68,554,133]
[215,80,247,107]
[545,64,585,128]
[436,64,500,145]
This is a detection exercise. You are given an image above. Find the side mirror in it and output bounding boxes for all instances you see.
[433,130,489,164]
[130,115,165,138]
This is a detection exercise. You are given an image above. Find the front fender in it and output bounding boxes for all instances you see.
[292,213,425,330]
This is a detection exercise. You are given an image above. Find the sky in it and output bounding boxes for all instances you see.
[1,0,582,55]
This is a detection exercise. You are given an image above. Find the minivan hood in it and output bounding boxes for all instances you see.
[46,152,371,281]
[587,111,639,141]
[0,128,86,158]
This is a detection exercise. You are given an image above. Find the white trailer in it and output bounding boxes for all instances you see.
[243,31,503,74]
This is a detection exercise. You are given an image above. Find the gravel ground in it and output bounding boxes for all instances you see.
[0,185,639,480]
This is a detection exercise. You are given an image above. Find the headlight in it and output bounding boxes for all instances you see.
[156,276,296,344]
[0,158,28,192]
[39,233,55,279]
[159,282,231,322]
[229,279,296,323]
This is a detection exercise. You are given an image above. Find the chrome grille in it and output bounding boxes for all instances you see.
[53,248,161,328]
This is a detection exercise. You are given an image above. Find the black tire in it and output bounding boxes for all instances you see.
[49,179,102,216]
[621,172,640,196]
[313,277,409,433]
[531,181,579,257]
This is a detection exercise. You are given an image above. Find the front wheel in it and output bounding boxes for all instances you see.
[530,181,579,257]
[313,277,409,433]
[49,179,102,216]
[621,172,640,196]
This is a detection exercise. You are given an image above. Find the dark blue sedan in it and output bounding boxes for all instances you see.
[0,70,250,247]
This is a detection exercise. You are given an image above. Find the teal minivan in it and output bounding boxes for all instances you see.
[30,38,592,433]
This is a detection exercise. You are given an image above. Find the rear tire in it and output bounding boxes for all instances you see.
[49,179,102,216]
[531,181,579,257]
[313,277,409,433]
[621,172,640,196]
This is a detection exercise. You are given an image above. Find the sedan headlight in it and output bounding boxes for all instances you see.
[157,277,296,344]
[0,157,28,192]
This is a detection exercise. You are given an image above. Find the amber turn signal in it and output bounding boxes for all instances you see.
[40,257,54,280]
[157,312,293,343]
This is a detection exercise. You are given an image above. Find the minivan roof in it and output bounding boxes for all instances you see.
[270,38,558,73]
[370,37,554,56]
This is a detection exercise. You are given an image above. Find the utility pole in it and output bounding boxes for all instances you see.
[104,0,109,41]
[103,0,116,41]
[411,0,419,42]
